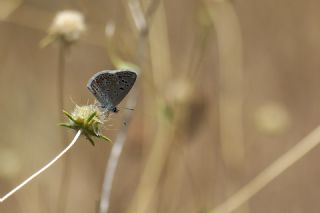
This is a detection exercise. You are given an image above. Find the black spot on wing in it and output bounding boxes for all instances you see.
[87,70,137,110]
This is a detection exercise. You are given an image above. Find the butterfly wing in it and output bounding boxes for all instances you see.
[108,70,137,106]
[87,71,114,109]
[87,70,137,110]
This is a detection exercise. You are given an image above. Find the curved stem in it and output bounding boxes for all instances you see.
[0,130,82,203]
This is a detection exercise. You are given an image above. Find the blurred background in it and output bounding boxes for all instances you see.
[1,0,320,213]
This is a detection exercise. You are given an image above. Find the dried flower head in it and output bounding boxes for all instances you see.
[41,10,86,47]
[72,104,106,124]
[60,104,111,145]
[50,10,85,42]
[254,103,291,135]
[165,79,194,105]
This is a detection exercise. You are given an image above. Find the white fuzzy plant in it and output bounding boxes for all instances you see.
[41,10,86,47]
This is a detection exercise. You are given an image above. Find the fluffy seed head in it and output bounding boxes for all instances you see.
[49,10,86,42]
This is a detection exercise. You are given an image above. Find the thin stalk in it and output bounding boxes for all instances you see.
[126,1,174,212]
[0,130,82,202]
[57,41,72,213]
[98,1,148,212]
[99,2,146,213]
[209,125,320,213]
[205,0,245,173]
[98,90,138,213]
[58,41,66,126]
[126,109,174,213]
[205,1,248,212]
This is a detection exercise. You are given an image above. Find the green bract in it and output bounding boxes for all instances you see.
[60,105,111,146]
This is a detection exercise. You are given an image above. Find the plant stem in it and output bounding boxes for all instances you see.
[57,41,71,213]
[98,91,138,213]
[206,0,245,172]
[126,1,174,212]
[58,41,66,127]
[98,0,160,212]
[99,2,145,212]
[205,1,248,212]
[0,130,82,203]
[209,125,320,213]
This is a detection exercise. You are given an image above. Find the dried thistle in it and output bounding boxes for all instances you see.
[40,10,86,47]
[60,104,111,146]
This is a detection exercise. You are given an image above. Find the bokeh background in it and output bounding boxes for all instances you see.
[1,0,320,213]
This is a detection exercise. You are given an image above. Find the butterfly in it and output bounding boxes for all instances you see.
[87,70,137,112]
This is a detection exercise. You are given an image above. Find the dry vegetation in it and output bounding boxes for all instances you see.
[0,0,320,213]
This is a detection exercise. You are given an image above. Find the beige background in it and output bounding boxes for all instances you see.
[0,0,320,213]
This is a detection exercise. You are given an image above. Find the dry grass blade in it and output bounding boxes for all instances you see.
[205,0,245,173]
[210,125,320,213]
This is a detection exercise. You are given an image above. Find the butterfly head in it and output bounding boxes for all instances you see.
[100,104,119,113]
[111,107,119,113]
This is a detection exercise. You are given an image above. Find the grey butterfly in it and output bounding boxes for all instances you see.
[87,70,137,112]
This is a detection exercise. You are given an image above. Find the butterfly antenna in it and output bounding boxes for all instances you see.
[117,106,135,111]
